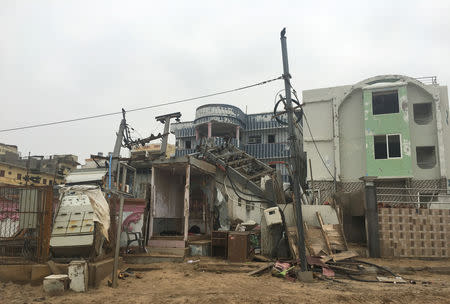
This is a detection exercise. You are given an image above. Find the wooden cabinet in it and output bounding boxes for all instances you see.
[227,231,252,262]
[211,231,228,258]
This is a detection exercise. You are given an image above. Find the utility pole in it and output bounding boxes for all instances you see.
[110,109,127,288]
[155,112,181,156]
[280,28,308,273]
[111,164,127,288]
[110,109,127,176]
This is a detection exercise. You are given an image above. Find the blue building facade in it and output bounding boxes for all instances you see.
[171,104,301,181]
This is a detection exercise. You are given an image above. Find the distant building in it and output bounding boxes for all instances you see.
[0,144,79,186]
[131,143,176,159]
[0,143,18,156]
[302,75,450,202]
[171,104,306,182]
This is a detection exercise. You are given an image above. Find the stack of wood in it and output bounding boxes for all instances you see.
[304,211,348,257]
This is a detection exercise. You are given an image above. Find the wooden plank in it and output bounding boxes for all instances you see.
[304,225,328,256]
[316,212,332,255]
[189,157,216,175]
[325,224,347,251]
[249,170,273,181]
[183,164,190,242]
[286,226,300,260]
[228,157,253,167]
[248,263,274,276]
[149,167,156,241]
[303,222,314,256]
[377,276,407,284]
[253,255,271,262]
[337,218,348,251]
[325,250,358,262]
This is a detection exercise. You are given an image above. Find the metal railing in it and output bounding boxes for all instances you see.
[376,186,450,207]
[0,186,53,264]
[414,76,438,86]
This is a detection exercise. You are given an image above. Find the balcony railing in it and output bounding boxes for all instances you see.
[414,76,438,86]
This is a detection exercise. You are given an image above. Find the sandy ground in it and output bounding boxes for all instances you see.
[1,258,449,304]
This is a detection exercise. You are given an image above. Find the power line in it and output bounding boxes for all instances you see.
[290,84,337,182]
[0,75,283,133]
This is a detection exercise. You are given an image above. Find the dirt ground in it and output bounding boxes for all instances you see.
[1,258,449,304]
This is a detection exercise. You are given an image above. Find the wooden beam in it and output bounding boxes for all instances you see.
[249,170,273,181]
[189,157,216,175]
[227,157,253,167]
[183,164,191,242]
[149,167,155,242]
[248,263,274,276]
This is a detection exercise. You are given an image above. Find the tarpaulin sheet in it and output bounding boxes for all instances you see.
[59,185,110,240]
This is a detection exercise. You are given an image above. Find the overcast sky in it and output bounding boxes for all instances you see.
[1,0,449,164]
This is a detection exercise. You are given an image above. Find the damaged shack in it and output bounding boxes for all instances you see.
[148,156,216,244]
[142,143,286,261]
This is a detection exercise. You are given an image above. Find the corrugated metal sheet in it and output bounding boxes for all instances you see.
[243,143,290,159]
[194,104,246,127]
[243,129,289,144]
[246,112,283,130]
[65,169,107,184]
[171,123,195,138]
[175,149,197,157]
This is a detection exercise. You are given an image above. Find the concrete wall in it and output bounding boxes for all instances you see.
[0,163,60,186]
[303,100,334,181]
[339,89,366,181]
[303,85,350,181]
[408,83,441,179]
[438,86,450,187]
[364,85,412,177]
[304,76,448,184]
[379,208,450,257]
[216,171,269,226]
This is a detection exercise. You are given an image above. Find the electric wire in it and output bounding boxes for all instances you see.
[290,84,337,182]
[0,75,283,133]
[225,170,274,204]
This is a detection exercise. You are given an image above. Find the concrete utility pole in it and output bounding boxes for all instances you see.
[280,28,308,273]
[361,177,381,258]
[110,110,127,288]
[111,164,127,288]
[155,112,181,155]
[110,110,127,176]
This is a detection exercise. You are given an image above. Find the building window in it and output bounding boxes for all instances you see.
[0,170,4,177]
[413,103,432,125]
[17,173,22,180]
[268,134,275,143]
[372,90,399,115]
[374,134,401,159]
[43,178,47,185]
[8,171,11,175]
[49,180,53,185]
[416,146,436,169]
[185,140,191,149]
[248,135,262,144]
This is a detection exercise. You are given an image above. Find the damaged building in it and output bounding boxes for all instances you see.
[302,75,450,202]
[171,104,302,182]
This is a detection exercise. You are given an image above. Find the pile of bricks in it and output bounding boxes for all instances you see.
[378,208,450,257]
